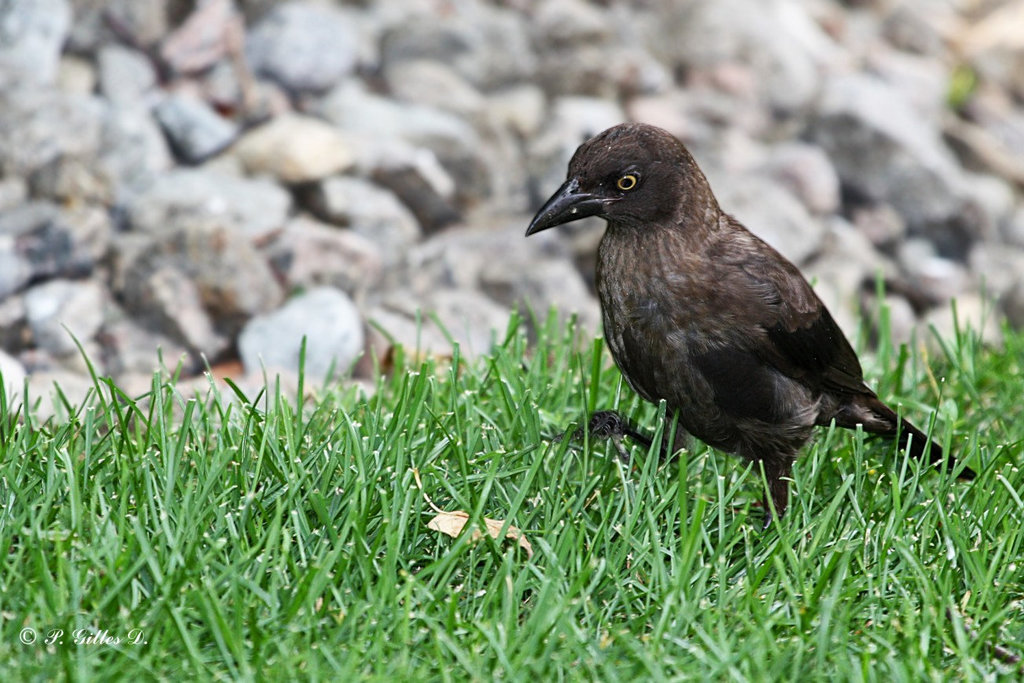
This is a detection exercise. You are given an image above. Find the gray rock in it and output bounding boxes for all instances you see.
[66,0,167,53]
[968,243,1024,300]
[650,0,838,114]
[480,256,601,335]
[0,349,26,409]
[897,238,970,304]
[97,104,174,197]
[300,176,420,264]
[922,294,1002,350]
[1003,278,1024,330]
[485,85,547,138]
[384,60,485,117]
[263,216,383,298]
[851,204,907,250]
[714,175,826,265]
[119,223,284,340]
[26,369,95,421]
[97,45,158,106]
[0,177,27,212]
[806,74,978,254]
[0,202,110,296]
[0,0,71,88]
[533,0,610,48]
[317,80,490,202]
[120,263,228,360]
[232,114,356,184]
[29,156,116,204]
[24,279,106,357]
[0,90,105,177]
[422,288,512,358]
[0,294,29,351]
[238,286,364,379]
[759,142,840,215]
[379,4,535,90]
[1003,205,1024,248]
[125,168,291,241]
[246,2,360,92]
[97,306,193,381]
[803,217,890,338]
[154,93,239,164]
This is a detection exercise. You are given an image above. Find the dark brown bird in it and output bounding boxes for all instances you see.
[526,122,974,524]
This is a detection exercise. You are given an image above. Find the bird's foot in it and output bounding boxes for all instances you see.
[553,410,652,464]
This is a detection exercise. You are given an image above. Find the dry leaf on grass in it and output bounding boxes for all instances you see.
[427,510,533,559]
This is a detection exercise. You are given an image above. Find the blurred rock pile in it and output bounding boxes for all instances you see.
[2,0,1023,412]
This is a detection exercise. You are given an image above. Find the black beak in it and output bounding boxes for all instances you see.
[525,178,608,236]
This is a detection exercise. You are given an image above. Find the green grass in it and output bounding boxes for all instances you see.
[0,311,1022,681]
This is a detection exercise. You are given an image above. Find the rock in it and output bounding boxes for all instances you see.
[897,238,970,304]
[851,204,907,250]
[649,0,838,114]
[0,350,27,410]
[0,295,29,351]
[1003,278,1024,330]
[97,306,193,381]
[533,0,611,48]
[922,294,1002,350]
[300,176,420,263]
[0,202,110,297]
[233,114,356,183]
[317,80,491,202]
[238,286,364,379]
[246,1,360,92]
[57,55,96,95]
[120,263,229,360]
[370,153,461,234]
[968,243,1024,300]
[97,45,158,105]
[485,85,547,138]
[26,369,95,421]
[119,223,284,340]
[422,288,512,358]
[480,255,601,335]
[154,93,239,163]
[159,0,242,75]
[714,174,826,265]
[379,4,535,90]
[66,0,167,53]
[0,177,28,212]
[758,142,840,215]
[384,60,485,118]
[806,73,979,255]
[803,217,890,338]
[24,279,106,357]
[29,156,116,205]
[1003,205,1024,248]
[124,168,291,241]
[0,0,71,88]
[263,216,383,299]
[97,104,174,197]
[0,90,105,177]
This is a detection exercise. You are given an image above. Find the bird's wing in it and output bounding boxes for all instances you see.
[723,231,869,397]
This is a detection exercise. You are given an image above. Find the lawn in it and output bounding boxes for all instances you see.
[1,310,1022,680]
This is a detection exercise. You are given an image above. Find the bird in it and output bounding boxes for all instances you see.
[526,122,975,525]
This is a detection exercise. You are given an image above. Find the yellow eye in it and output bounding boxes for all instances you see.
[616,174,638,191]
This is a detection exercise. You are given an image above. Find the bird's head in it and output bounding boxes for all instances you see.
[526,123,709,236]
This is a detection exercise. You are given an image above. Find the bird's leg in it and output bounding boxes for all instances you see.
[759,458,794,530]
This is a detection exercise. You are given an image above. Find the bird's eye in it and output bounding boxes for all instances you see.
[616,174,638,191]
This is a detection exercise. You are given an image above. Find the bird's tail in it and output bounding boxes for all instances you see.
[840,394,976,480]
